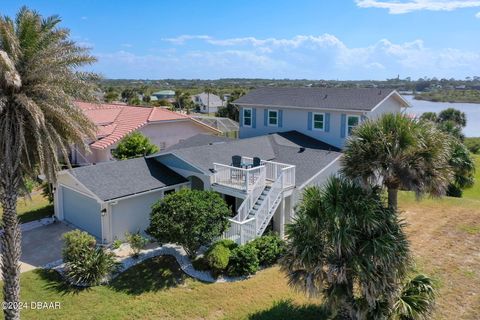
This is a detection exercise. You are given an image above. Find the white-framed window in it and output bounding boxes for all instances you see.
[312,113,325,131]
[268,109,278,126]
[243,108,252,127]
[346,115,361,136]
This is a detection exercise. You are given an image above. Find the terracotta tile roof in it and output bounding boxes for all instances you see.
[75,102,219,150]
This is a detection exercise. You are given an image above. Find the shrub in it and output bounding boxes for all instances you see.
[212,239,238,251]
[250,234,286,266]
[112,131,159,160]
[205,244,230,273]
[147,189,231,257]
[63,230,96,263]
[125,231,148,257]
[111,239,122,250]
[62,230,116,286]
[227,243,259,277]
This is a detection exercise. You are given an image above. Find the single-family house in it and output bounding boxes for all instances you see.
[151,90,176,100]
[55,131,342,244]
[71,102,221,164]
[233,87,410,149]
[192,92,224,114]
[55,88,409,246]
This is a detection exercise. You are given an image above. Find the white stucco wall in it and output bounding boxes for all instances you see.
[138,120,214,150]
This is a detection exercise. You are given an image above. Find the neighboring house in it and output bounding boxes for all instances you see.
[55,131,342,244]
[152,90,176,100]
[192,92,224,114]
[71,102,221,165]
[233,88,410,149]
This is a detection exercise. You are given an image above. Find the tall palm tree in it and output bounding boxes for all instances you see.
[342,113,453,210]
[0,8,97,319]
[280,177,411,319]
[280,177,435,319]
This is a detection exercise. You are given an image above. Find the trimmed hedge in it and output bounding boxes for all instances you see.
[205,244,230,272]
[227,243,259,277]
[250,233,286,266]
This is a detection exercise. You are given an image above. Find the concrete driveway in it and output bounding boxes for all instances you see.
[19,222,73,273]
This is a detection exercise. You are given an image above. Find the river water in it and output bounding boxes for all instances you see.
[404,95,480,137]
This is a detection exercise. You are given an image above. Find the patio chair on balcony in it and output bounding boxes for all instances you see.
[252,157,261,167]
[231,155,243,183]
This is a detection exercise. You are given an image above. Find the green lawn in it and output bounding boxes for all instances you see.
[463,154,480,200]
[0,193,53,225]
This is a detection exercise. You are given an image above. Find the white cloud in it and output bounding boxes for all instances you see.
[121,43,133,48]
[355,0,480,14]
[81,16,88,20]
[94,34,480,79]
[162,35,212,45]
[476,11,480,17]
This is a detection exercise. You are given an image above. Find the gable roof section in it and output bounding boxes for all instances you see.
[75,102,220,150]
[153,131,342,187]
[233,87,408,111]
[194,92,223,107]
[67,157,188,201]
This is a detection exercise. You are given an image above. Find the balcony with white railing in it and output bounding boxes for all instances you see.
[212,156,295,194]
[216,157,296,244]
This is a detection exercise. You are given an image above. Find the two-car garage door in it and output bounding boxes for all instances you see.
[62,187,102,239]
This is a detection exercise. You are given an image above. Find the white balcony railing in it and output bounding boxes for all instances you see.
[213,163,266,193]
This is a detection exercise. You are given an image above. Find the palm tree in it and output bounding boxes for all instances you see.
[0,8,97,319]
[280,177,434,319]
[342,113,453,210]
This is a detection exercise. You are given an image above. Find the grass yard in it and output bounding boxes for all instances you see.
[463,154,480,200]
[399,192,480,320]
[0,193,53,225]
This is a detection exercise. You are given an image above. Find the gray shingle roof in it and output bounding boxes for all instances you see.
[155,131,342,187]
[164,134,232,151]
[194,92,223,107]
[233,87,397,111]
[68,157,188,201]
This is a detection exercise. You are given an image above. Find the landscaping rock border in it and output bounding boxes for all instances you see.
[45,243,247,286]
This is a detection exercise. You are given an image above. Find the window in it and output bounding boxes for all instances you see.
[312,113,325,131]
[243,108,252,127]
[268,110,278,126]
[346,115,360,136]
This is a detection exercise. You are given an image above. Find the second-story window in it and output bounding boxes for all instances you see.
[346,115,360,136]
[243,108,252,126]
[268,109,278,126]
[313,113,325,131]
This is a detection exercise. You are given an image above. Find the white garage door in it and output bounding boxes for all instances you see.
[62,187,102,238]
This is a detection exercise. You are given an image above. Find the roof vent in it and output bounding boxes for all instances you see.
[323,94,328,99]
[378,90,382,95]
[299,147,305,153]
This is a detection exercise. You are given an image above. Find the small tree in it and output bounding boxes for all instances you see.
[147,189,231,257]
[63,230,116,286]
[125,231,148,257]
[280,177,435,319]
[342,113,453,210]
[112,132,159,160]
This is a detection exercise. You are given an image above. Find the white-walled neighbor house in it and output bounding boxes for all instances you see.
[55,88,410,245]
[71,102,221,165]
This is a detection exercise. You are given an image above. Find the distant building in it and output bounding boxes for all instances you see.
[152,90,176,100]
[192,92,224,114]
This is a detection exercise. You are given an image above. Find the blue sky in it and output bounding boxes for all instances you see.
[3,0,480,80]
